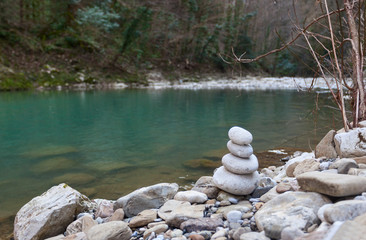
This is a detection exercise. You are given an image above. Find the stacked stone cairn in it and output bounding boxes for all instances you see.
[213,126,260,195]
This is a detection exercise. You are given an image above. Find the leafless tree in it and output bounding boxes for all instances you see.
[231,0,366,132]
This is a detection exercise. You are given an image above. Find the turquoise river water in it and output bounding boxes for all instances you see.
[0,89,341,221]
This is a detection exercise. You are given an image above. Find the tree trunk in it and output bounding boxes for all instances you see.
[344,0,366,126]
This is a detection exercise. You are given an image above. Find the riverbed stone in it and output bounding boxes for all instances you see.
[192,176,220,199]
[143,224,169,239]
[284,152,314,176]
[180,218,224,232]
[259,186,280,202]
[239,231,270,240]
[222,154,258,174]
[331,213,366,240]
[228,126,253,145]
[174,190,208,204]
[213,166,259,195]
[158,200,205,228]
[255,191,331,239]
[315,130,337,159]
[330,158,359,174]
[293,159,320,177]
[334,128,366,157]
[216,201,251,219]
[86,221,132,240]
[227,141,253,158]
[114,183,178,217]
[65,215,96,236]
[226,210,242,223]
[95,199,114,218]
[14,183,89,240]
[129,209,157,228]
[297,171,366,197]
[106,208,124,222]
[323,200,366,223]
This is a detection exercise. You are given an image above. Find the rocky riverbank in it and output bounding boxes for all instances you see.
[11,125,366,240]
[36,73,352,91]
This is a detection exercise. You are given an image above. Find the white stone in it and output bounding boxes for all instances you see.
[213,166,259,195]
[227,141,253,158]
[228,126,253,145]
[334,128,366,158]
[222,154,259,174]
[221,154,258,174]
[226,210,242,223]
[14,183,89,240]
[174,190,208,204]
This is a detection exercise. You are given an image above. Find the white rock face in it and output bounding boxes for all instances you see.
[174,190,208,204]
[334,128,366,157]
[14,183,89,240]
[255,191,331,239]
[222,154,258,174]
[227,141,253,158]
[228,127,253,145]
[213,166,259,195]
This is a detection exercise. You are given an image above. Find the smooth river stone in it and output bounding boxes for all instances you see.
[228,126,253,145]
[222,153,258,174]
[213,166,259,195]
[297,171,366,197]
[227,141,253,158]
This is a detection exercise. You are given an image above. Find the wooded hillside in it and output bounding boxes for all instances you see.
[0,0,341,89]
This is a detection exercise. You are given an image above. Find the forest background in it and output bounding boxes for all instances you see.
[0,0,337,90]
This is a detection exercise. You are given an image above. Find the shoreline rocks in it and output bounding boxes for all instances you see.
[12,127,366,240]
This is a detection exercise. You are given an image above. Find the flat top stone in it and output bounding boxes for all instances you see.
[296,171,366,197]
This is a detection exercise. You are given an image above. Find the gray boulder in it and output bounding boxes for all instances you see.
[255,191,331,239]
[334,128,366,158]
[114,183,178,217]
[297,171,366,197]
[14,183,89,240]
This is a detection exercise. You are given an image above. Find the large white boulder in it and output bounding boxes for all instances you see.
[334,128,366,158]
[213,166,259,195]
[14,183,89,240]
[255,192,331,239]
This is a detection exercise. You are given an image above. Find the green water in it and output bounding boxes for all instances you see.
[0,89,340,219]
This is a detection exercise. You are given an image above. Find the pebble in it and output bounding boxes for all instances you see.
[96,217,103,224]
[249,198,260,203]
[226,210,242,223]
[228,198,239,204]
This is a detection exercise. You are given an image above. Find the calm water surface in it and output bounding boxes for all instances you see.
[0,89,341,219]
